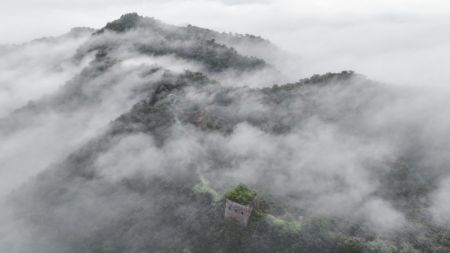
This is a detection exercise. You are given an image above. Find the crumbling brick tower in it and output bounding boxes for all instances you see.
[224,199,253,226]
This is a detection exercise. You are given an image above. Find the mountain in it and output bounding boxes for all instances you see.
[0,13,449,253]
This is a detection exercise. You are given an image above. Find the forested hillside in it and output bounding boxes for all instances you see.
[0,13,449,253]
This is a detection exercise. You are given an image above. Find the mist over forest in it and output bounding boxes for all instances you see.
[0,12,449,253]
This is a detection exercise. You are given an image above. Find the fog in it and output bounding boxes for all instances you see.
[2,0,450,85]
[0,4,449,252]
[0,30,92,117]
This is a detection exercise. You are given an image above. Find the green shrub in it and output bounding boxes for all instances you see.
[224,184,257,205]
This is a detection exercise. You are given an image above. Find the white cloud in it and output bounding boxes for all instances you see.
[430,177,450,225]
[2,0,450,86]
[0,34,91,117]
[0,2,450,249]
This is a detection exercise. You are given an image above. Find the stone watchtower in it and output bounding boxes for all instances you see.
[224,199,253,226]
[223,184,257,227]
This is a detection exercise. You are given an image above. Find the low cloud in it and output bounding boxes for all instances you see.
[430,178,450,226]
[0,32,92,117]
[0,10,449,252]
[2,0,450,86]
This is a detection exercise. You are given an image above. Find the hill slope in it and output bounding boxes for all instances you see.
[0,13,449,253]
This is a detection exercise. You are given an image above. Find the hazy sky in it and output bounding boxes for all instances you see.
[1,0,450,85]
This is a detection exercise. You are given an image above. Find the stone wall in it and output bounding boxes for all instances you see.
[224,199,253,226]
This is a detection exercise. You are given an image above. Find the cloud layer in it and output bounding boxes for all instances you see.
[2,0,450,86]
[0,9,449,252]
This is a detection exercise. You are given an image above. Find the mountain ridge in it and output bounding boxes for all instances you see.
[0,13,449,253]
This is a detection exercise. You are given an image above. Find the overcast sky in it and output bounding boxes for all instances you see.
[1,0,450,86]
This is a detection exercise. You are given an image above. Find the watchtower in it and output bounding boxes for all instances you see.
[224,199,253,226]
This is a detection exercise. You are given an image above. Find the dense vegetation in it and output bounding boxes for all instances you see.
[224,184,257,205]
[12,67,447,252]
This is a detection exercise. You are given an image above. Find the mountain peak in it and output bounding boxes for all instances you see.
[2,13,449,253]
[98,12,148,33]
